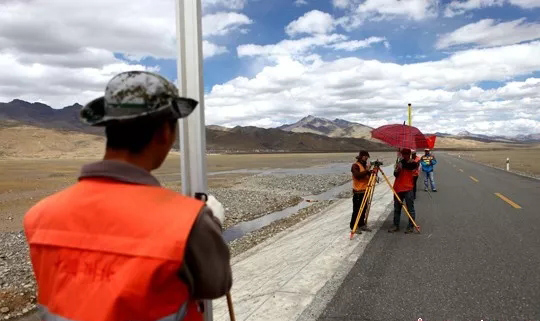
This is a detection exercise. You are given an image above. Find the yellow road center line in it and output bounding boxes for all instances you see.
[469,176,479,182]
[495,193,522,209]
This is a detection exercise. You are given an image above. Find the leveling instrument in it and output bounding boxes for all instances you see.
[350,160,421,239]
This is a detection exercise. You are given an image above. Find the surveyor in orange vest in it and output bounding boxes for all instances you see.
[388,148,419,234]
[23,71,232,321]
[350,150,373,234]
[411,150,421,199]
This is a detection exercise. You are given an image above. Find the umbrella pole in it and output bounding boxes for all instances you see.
[378,167,421,233]
[350,171,377,239]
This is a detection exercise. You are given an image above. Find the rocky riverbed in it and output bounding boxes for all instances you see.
[0,171,351,320]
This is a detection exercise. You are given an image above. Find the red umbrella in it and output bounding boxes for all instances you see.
[371,124,430,150]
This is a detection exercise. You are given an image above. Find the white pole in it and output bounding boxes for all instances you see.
[175,0,211,320]
[506,158,510,171]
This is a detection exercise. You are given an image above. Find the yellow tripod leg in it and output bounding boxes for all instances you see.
[378,168,421,233]
[350,172,377,239]
[363,170,377,225]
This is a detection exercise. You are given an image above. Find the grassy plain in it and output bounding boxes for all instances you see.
[0,152,394,232]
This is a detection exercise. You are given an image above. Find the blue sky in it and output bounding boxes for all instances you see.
[1,0,540,136]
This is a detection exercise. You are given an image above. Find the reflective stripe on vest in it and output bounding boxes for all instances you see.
[352,162,369,192]
[38,303,188,321]
[24,179,205,321]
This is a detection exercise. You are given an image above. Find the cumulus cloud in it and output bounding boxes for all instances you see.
[0,52,154,108]
[203,12,253,37]
[294,0,308,6]
[207,41,540,136]
[203,41,228,58]
[509,0,540,8]
[445,0,540,17]
[336,0,439,30]
[333,0,352,9]
[237,34,387,60]
[285,10,336,37]
[444,0,504,17]
[330,37,388,51]
[0,0,250,108]
[437,18,540,49]
[202,0,247,10]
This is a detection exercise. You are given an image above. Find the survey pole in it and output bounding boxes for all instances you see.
[175,0,211,320]
[408,103,412,126]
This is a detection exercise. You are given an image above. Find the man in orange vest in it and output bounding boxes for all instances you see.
[411,150,421,199]
[350,150,373,233]
[388,148,419,234]
[23,71,232,321]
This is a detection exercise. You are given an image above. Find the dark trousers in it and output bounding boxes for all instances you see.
[393,190,416,229]
[413,175,418,199]
[350,191,368,229]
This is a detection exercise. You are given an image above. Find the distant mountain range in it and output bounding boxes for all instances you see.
[0,99,103,135]
[277,116,540,144]
[0,100,386,153]
[278,115,374,140]
[2,99,539,155]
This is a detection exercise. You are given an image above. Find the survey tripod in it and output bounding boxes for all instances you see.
[350,161,421,239]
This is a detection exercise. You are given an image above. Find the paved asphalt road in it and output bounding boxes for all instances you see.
[318,153,540,321]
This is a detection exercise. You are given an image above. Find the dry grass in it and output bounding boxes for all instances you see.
[0,125,105,159]
[450,148,540,178]
[0,152,391,232]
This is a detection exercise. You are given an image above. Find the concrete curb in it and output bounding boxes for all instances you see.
[213,168,395,321]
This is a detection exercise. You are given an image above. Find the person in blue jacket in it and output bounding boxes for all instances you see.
[420,148,438,192]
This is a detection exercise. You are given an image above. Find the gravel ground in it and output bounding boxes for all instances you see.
[228,200,336,257]
[0,232,36,320]
[214,173,350,229]
[210,188,302,229]
[0,172,351,319]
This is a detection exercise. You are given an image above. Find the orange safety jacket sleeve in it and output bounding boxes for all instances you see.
[179,205,233,300]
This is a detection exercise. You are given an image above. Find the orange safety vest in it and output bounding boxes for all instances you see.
[23,178,205,321]
[352,162,369,192]
[393,167,415,193]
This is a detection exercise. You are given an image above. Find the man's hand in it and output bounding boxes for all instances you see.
[206,195,225,225]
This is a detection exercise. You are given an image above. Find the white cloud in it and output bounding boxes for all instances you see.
[0,0,249,108]
[437,18,540,49]
[444,0,504,17]
[333,0,352,9]
[237,34,387,59]
[0,52,154,108]
[285,10,336,37]
[203,41,228,58]
[509,0,540,8]
[294,0,308,6]
[331,37,387,51]
[207,41,540,136]
[445,0,540,17]
[202,0,247,10]
[337,0,439,29]
[203,12,253,37]
[238,34,347,58]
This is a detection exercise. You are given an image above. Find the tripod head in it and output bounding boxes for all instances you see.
[370,159,384,167]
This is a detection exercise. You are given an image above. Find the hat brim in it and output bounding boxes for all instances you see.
[80,97,198,127]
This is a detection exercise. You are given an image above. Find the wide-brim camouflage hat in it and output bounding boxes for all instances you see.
[80,71,198,126]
